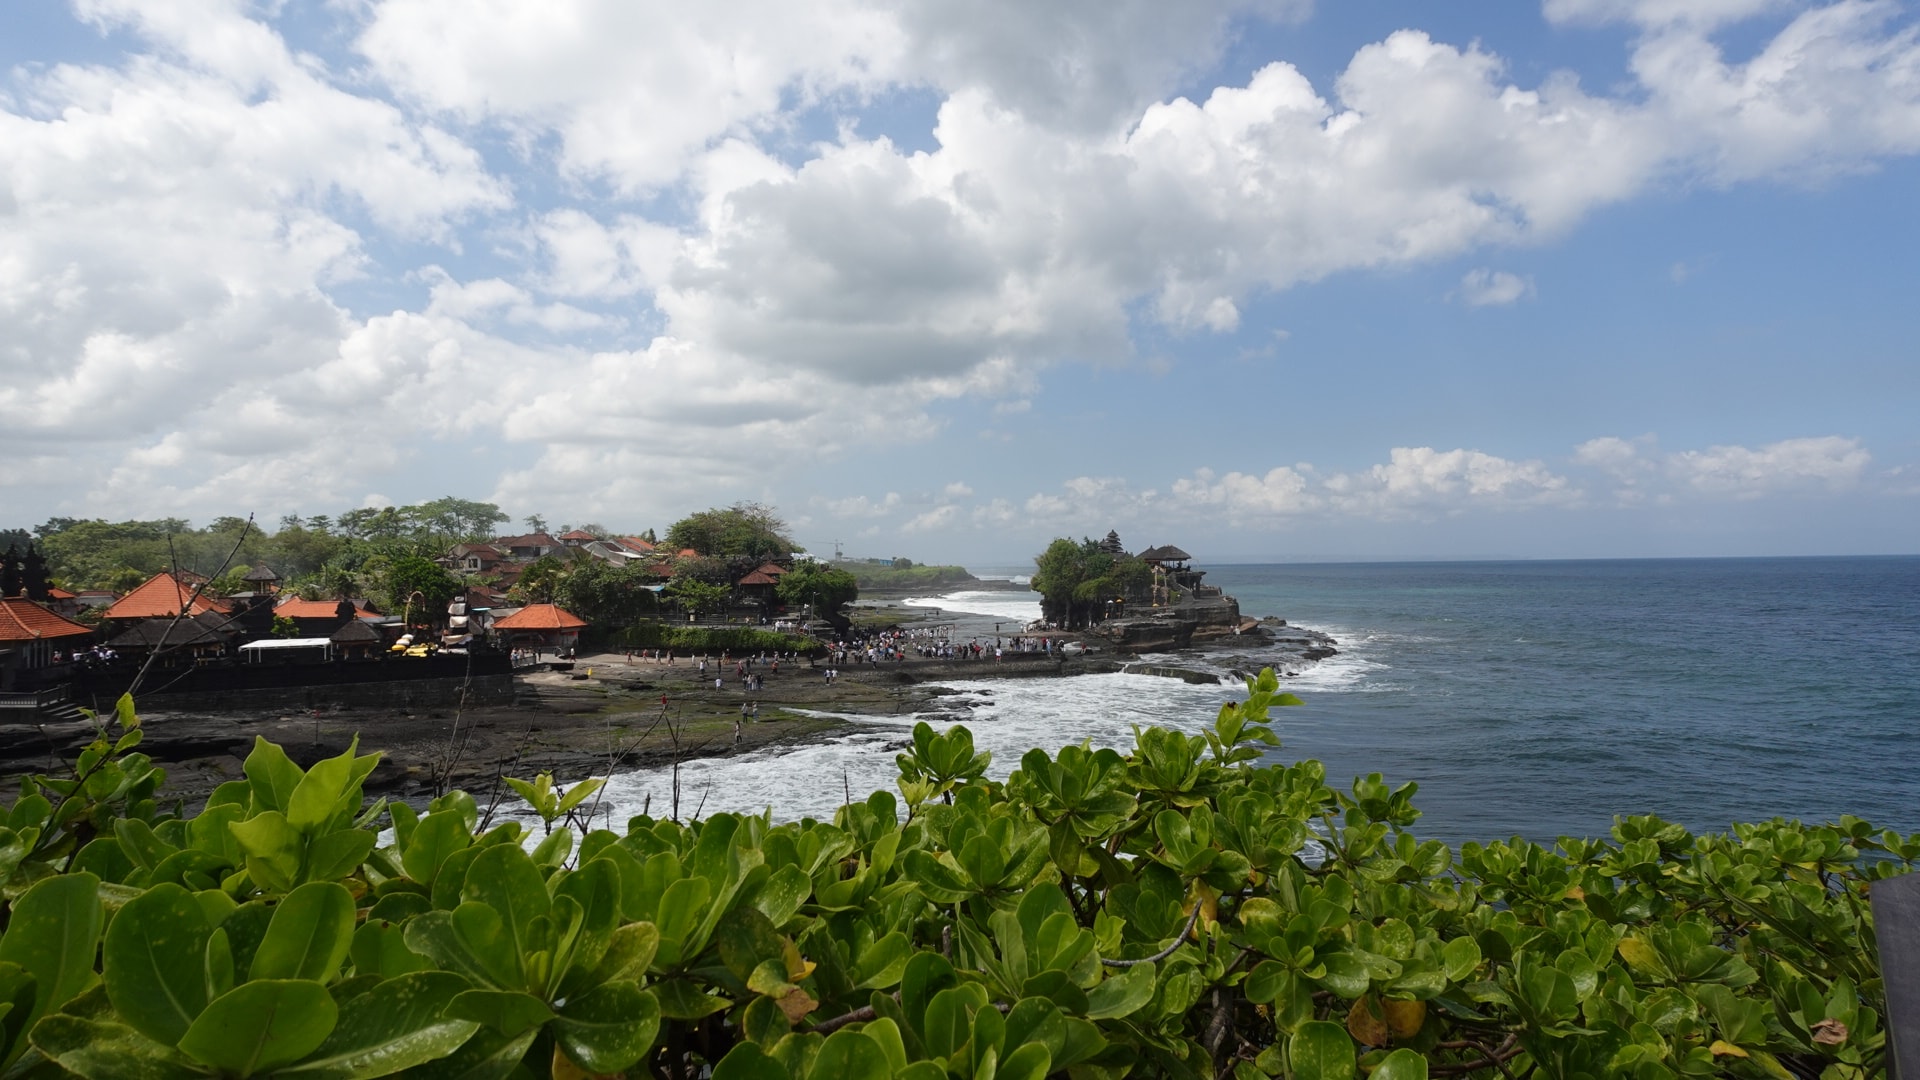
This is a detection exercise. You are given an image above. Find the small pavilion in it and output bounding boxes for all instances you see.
[491,603,588,652]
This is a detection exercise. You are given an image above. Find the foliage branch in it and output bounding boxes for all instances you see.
[0,677,1901,1079]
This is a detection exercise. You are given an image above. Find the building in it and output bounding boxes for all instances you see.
[490,603,587,652]
[441,543,507,576]
[101,571,229,622]
[494,532,563,560]
[0,597,94,692]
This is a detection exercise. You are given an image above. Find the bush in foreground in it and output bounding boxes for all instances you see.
[0,676,1901,1079]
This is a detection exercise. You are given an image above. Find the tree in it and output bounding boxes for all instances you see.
[515,555,566,604]
[776,562,858,620]
[664,502,793,561]
[664,576,731,618]
[381,555,459,625]
[1030,537,1149,628]
[554,562,658,626]
[523,514,548,534]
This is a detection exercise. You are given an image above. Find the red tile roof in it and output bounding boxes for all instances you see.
[47,587,76,600]
[103,572,229,620]
[275,597,353,620]
[618,537,655,553]
[0,598,94,642]
[491,603,587,630]
[559,530,598,541]
[737,570,778,586]
[753,562,788,576]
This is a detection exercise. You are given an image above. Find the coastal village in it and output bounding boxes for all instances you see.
[0,510,1336,802]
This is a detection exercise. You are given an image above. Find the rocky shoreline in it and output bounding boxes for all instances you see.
[2,596,1338,811]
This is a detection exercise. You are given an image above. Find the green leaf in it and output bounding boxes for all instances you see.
[1440,936,1481,983]
[651,977,730,1020]
[712,1041,792,1080]
[306,830,377,883]
[286,740,365,835]
[28,1013,205,1080]
[228,812,303,894]
[103,882,213,1046]
[249,882,356,983]
[998,1041,1052,1080]
[0,872,102,1052]
[551,981,660,1075]
[1084,963,1156,1020]
[177,979,337,1077]
[805,1030,890,1080]
[279,972,481,1080]
[1370,1047,1429,1080]
[1289,1020,1357,1080]
[245,738,305,815]
[445,990,554,1039]
[399,813,471,888]
[459,844,550,973]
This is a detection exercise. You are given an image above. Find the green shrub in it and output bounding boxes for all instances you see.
[601,623,824,654]
[0,680,1899,1079]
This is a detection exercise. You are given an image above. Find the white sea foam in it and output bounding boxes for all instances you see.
[901,591,1043,624]
[579,586,1365,826]
[588,672,1245,824]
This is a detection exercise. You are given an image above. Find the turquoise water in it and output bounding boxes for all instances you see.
[1206,557,1920,845]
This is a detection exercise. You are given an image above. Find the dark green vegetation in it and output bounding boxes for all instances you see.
[10,499,508,606]
[837,562,979,592]
[603,624,822,654]
[1030,539,1153,629]
[663,504,794,562]
[0,677,1896,1079]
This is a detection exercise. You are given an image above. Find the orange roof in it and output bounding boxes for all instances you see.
[103,572,228,620]
[678,548,698,558]
[276,597,351,619]
[48,587,76,600]
[737,570,778,586]
[559,529,598,541]
[0,598,94,642]
[491,603,587,630]
[619,537,655,553]
[753,562,788,576]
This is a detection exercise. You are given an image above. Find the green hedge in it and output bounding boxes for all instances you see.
[0,677,1898,1079]
[599,622,824,654]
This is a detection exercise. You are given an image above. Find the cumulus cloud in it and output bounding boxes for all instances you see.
[1576,434,1872,500]
[4,1,1919,526]
[1457,268,1536,306]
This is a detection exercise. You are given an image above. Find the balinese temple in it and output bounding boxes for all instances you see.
[0,545,93,691]
[101,571,229,622]
[1137,545,1206,605]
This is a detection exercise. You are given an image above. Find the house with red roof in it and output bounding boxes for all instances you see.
[102,571,229,622]
[490,602,587,651]
[274,597,360,636]
[441,543,507,576]
[0,597,94,691]
[495,532,563,560]
[558,529,599,547]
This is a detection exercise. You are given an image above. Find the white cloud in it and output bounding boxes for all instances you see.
[1457,268,1536,306]
[1576,434,1871,500]
[942,482,974,498]
[824,493,903,518]
[5,2,1919,527]
[1669,435,1872,495]
[902,505,962,533]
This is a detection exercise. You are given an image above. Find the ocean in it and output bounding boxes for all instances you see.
[587,557,1920,846]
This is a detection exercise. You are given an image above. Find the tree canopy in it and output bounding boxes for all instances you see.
[776,561,859,618]
[1030,537,1151,628]
[664,502,794,561]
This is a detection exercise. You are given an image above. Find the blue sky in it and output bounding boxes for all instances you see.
[2,0,1916,564]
